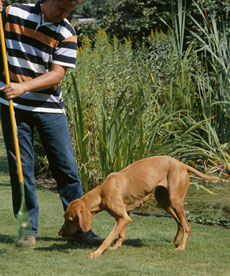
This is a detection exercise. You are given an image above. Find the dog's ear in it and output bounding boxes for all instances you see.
[77,207,93,233]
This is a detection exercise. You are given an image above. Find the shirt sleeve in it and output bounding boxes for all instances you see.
[53,35,77,68]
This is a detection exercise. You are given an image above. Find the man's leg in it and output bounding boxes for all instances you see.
[35,112,103,245]
[1,105,39,238]
[35,112,83,209]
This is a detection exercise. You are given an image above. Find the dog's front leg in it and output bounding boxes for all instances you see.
[110,225,128,250]
[89,216,132,258]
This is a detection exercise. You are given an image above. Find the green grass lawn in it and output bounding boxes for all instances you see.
[1,128,230,276]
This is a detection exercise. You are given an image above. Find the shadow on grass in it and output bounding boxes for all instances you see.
[0,248,7,254]
[0,233,172,254]
[0,182,10,187]
[37,236,61,242]
[34,237,150,254]
[0,234,15,244]
[34,238,97,253]
[0,234,14,254]
[123,238,147,247]
[0,154,9,173]
[125,237,173,249]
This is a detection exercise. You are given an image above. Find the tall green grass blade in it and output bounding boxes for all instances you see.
[71,74,89,192]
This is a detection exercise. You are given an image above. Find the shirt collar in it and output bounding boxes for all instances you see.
[33,0,42,15]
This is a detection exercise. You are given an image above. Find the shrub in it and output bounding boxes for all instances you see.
[74,0,230,48]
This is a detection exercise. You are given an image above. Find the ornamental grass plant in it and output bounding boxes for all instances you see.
[35,0,230,192]
[63,24,229,191]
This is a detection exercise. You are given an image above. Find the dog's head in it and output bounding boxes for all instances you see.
[58,199,93,237]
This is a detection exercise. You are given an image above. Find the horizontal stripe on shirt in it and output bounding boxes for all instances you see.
[0,89,64,112]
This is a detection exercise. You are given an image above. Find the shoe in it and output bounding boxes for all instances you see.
[16,235,36,248]
[66,229,104,245]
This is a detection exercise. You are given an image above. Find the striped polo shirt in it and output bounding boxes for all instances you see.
[0,1,77,113]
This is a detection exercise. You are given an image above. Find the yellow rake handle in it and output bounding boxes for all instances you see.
[0,12,24,184]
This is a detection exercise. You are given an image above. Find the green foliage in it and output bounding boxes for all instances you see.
[102,0,159,41]
[97,0,168,45]
[65,75,89,192]
[34,130,50,179]
[9,0,227,190]
[2,0,36,6]
[190,1,230,147]
[74,0,230,48]
[74,21,100,48]
[75,0,120,19]
[62,27,229,191]
[188,213,230,228]
[3,0,230,49]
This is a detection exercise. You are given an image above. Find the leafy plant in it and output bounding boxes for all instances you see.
[61,26,230,192]
[36,2,230,189]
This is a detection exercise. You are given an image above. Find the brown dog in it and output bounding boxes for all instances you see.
[58,156,218,257]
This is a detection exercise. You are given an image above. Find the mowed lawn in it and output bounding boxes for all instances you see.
[0,128,230,276]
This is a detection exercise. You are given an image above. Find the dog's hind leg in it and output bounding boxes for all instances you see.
[167,206,184,244]
[167,170,191,250]
[170,201,191,250]
[169,187,191,249]
[155,186,183,243]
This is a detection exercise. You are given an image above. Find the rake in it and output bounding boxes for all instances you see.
[0,10,32,242]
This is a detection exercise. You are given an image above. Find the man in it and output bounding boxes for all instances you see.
[0,0,102,248]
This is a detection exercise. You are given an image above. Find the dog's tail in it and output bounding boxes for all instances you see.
[186,165,219,181]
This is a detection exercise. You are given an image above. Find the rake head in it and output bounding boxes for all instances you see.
[16,183,33,242]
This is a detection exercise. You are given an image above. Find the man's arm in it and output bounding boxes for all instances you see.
[0,64,67,100]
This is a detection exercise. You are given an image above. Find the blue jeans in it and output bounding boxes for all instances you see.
[1,104,83,237]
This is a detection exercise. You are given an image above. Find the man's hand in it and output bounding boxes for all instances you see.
[0,83,26,100]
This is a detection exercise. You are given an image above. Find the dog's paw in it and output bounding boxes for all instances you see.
[109,243,122,250]
[109,246,117,250]
[88,251,101,258]
[175,245,185,251]
[171,239,180,244]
